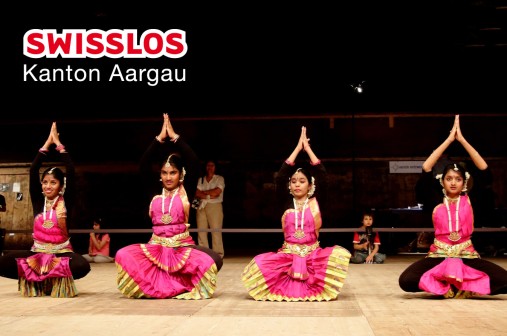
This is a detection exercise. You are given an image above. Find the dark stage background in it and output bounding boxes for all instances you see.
[6,1,507,121]
[3,2,507,254]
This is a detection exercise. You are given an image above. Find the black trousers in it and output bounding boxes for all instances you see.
[399,257,507,295]
[190,244,224,271]
[0,250,91,280]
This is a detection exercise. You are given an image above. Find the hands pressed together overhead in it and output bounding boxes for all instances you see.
[423,114,487,173]
[297,126,311,152]
[156,113,180,143]
[446,115,465,144]
[41,122,66,153]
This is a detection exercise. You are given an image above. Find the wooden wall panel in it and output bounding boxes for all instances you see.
[1,114,506,251]
[0,166,33,249]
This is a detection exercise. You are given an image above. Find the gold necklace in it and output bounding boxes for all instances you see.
[445,195,459,203]
[292,197,309,239]
[42,196,59,229]
[161,187,178,224]
[444,196,461,241]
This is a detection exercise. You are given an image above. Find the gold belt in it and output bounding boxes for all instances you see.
[149,231,190,247]
[281,241,320,257]
[32,239,71,253]
[433,239,472,257]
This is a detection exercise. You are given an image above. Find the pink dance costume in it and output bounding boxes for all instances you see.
[115,187,218,299]
[419,195,490,295]
[5,150,90,298]
[115,138,219,299]
[399,168,507,297]
[16,197,77,297]
[242,197,351,301]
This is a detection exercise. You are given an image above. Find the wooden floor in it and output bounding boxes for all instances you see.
[1,255,506,336]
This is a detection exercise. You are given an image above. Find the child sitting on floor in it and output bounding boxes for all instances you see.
[350,210,386,264]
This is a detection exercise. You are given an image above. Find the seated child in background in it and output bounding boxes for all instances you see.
[350,210,386,264]
[82,218,114,263]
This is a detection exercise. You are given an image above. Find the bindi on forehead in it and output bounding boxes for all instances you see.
[162,165,178,172]
[445,171,463,178]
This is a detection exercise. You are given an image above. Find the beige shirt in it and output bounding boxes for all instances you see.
[196,174,225,207]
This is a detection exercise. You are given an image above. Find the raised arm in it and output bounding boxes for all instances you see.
[29,122,75,216]
[422,115,459,173]
[455,115,488,170]
[301,126,321,165]
[285,126,305,164]
[303,127,327,204]
[276,127,327,204]
[140,114,199,199]
[140,114,171,200]
[52,123,75,205]
[30,123,57,198]
[140,114,174,181]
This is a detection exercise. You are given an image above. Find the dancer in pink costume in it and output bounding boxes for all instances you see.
[0,122,90,297]
[399,115,507,298]
[242,126,351,301]
[115,114,222,299]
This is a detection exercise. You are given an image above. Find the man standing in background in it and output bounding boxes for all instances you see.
[195,160,225,259]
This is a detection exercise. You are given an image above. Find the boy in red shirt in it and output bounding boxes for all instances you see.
[351,211,386,264]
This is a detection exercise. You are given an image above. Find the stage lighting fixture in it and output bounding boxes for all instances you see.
[350,81,365,94]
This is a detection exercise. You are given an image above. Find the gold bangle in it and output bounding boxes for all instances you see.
[171,134,180,143]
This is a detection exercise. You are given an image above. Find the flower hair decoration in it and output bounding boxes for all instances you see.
[60,177,67,195]
[462,171,470,192]
[179,167,186,182]
[308,176,316,197]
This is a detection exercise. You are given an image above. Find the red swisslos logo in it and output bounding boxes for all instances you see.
[23,29,187,59]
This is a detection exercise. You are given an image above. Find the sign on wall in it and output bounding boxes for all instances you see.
[389,161,424,173]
